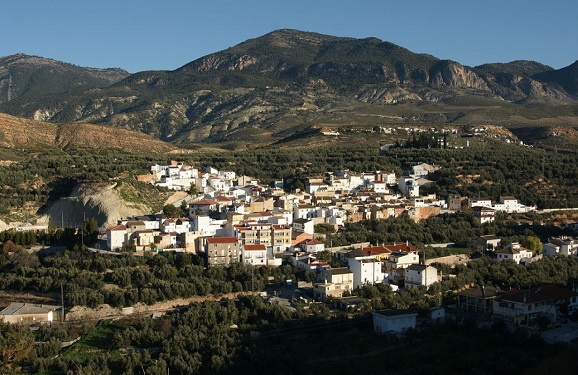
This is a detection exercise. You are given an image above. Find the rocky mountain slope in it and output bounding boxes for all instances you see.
[0,53,129,104]
[1,30,577,147]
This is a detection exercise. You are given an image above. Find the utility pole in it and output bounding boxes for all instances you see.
[81,212,85,249]
[60,283,65,322]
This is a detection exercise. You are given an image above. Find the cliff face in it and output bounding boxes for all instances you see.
[430,62,489,91]
[42,184,148,228]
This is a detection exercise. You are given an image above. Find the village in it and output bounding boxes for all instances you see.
[91,161,575,334]
[2,160,578,347]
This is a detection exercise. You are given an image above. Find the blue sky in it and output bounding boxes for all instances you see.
[2,0,576,73]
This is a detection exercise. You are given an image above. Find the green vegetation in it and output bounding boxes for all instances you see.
[0,53,128,104]
[0,246,297,308]
[325,213,569,252]
[6,253,578,374]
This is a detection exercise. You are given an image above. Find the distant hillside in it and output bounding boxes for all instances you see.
[533,60,578,96]
[0,53,129,103]
[0,30,577,147]
[0,113,175,155]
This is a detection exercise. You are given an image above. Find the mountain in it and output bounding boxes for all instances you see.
[0,30,577,147]
[0,53,129,103]
[533,60,578,96]
[0,112,175,155]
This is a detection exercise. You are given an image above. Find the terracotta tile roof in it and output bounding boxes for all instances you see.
[109,224,126,231]
[190,199,217,205]
[383,244,419,253]
[244,244,266,251]
[361,246,393,256]
[206,237,238,244]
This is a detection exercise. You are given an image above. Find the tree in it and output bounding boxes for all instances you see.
[188,182,198,196]
[1,240,22,253]
[0,322,35,372]
[83,218,100,244]
[521,235,542,255]
[316,250,332,262]
[162,204,181,218]
[180,200,189,216]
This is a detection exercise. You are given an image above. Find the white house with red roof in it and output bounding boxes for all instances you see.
[242,244,267,266]
[371,180,388,193]
[300,239,325,253]
[107,224,127,251]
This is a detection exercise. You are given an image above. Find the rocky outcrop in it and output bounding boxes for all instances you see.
[42,183,148,228]
[430,61,489,91]
[357,86,421,103]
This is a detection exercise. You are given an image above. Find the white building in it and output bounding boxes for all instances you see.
[373,310,418,334]
[495,243,533,264]
[242,244,267,266]
[348,257,387,289]
[542,237,578,257]
[301,239,325,253]
[293,204,317,220]
[404,264,439,290]
[468,197,493,209]
[220,170,236,180]
[385,251,420,283]
[371,180,388,193]
[0,303,62,325]
[107,224,127,251]
[398,176,419,198]
[293,218,315,235]
[191,215,227,237]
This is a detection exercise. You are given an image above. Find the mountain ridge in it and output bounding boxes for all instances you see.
[0,29,577,147]
[0,53,129,104]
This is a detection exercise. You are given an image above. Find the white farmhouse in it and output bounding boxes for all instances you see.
[373,310,418,334]
[107,224,127,251]
[495,243,533,264]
